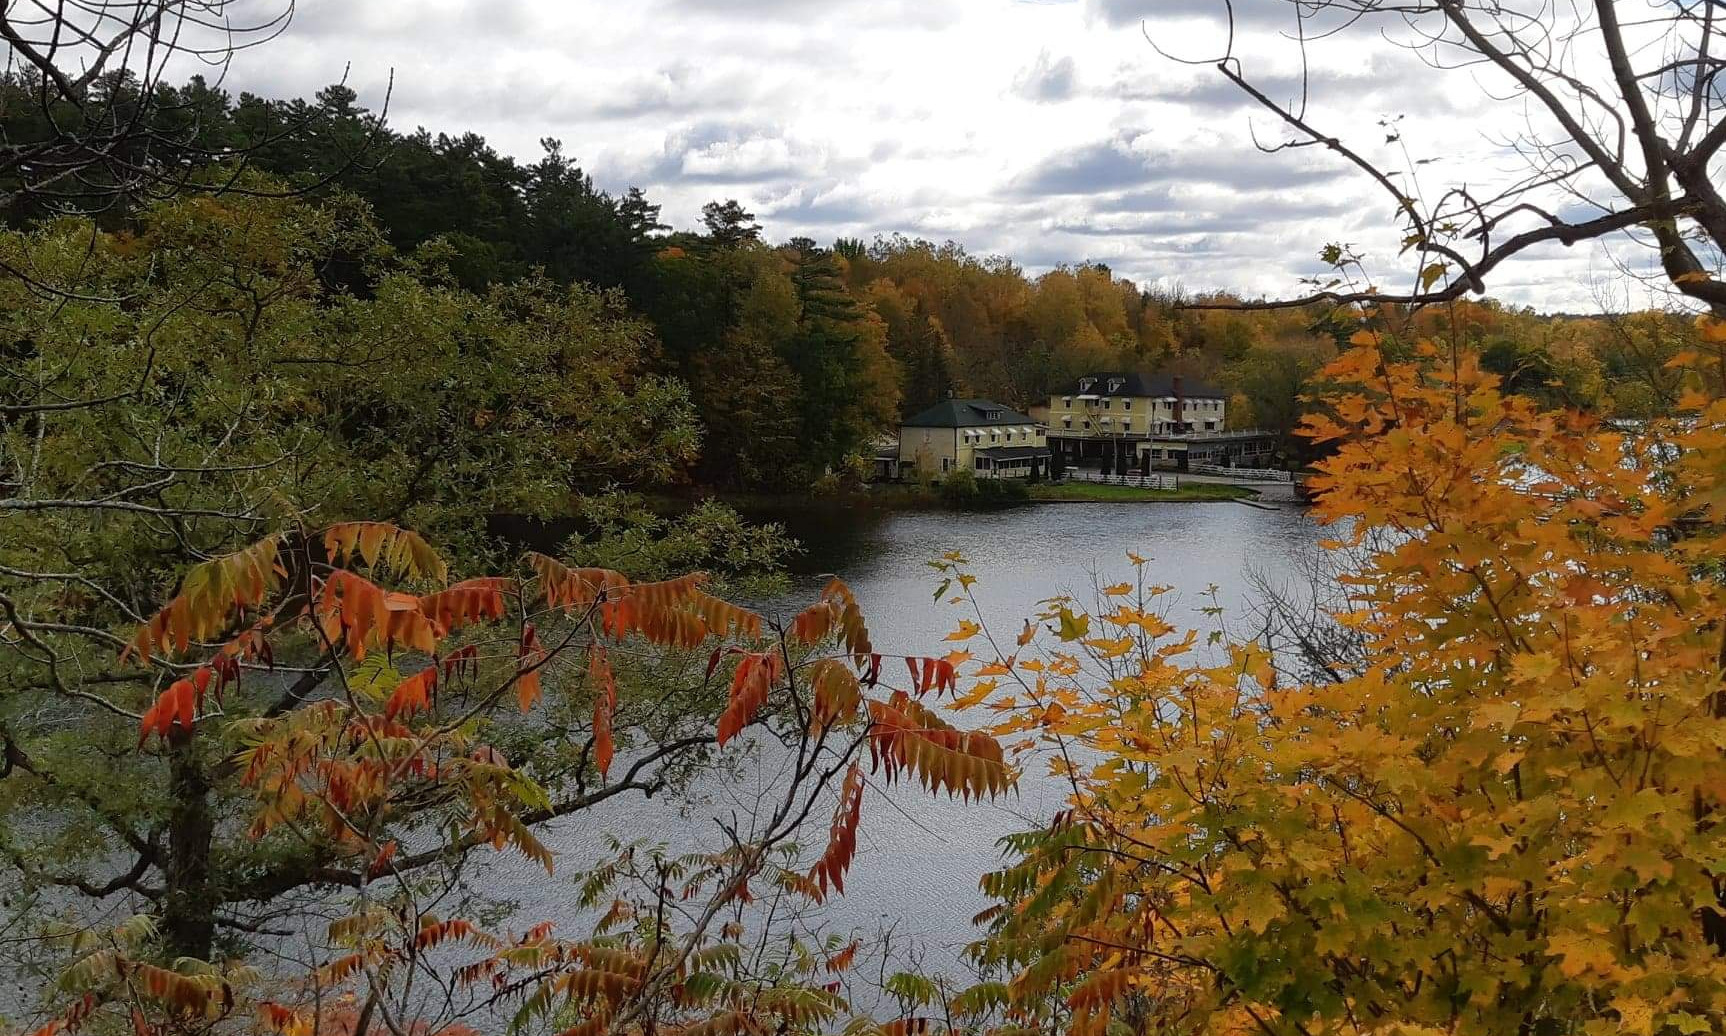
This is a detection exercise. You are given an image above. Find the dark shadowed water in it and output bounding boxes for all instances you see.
[479,500,1330,974]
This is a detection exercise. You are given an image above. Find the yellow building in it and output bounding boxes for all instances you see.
[1042,371,1285,472]
[1046,372,1226,441]
[898,399,1050,479]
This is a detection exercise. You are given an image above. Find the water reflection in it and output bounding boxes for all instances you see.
[485,501,1328,977]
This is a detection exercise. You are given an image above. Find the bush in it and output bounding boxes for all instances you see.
[938,468,979,505]
[939,470,1029,507]
[977,478,1030,504]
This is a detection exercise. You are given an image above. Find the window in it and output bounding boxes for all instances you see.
[1107,377,1124,393]
[1123,399,1132,410]
[942,458,950,472]
[1121,419,1132,431]
[1102,399,1111,409]
[1062,418,1072,428]
[990,432,999,442]
[1062,396,1071,408]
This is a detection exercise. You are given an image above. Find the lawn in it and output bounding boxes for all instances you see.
[1028,481,1255,503]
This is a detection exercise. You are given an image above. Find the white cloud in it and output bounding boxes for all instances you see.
[172,0,1656,310]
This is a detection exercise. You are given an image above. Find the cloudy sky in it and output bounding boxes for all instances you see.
[216,0,1651,310]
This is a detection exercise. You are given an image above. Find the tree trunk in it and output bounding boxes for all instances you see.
[162,733,215,959]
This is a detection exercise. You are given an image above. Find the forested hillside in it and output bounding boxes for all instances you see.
[0,71,1703,488]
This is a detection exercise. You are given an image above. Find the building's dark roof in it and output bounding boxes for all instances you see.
[976,446,1052,461]
[1059,372,1225,399]
[902,398,1037,428]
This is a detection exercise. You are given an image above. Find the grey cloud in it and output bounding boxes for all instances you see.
[762,185,884,226]
[1053,196,1354,237]
[1014,138,1348,196]
[288,0,537,43]
[1086,0,1300,28]
[1096,186,1181,213]
[1015,141,1157,195]
[1103,57,1457,116]
[654,0,965,30]
[1014,50,1078,103]
[632,120,860,188]
[589,64,763,120]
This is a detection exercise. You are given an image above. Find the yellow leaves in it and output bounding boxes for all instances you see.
[1510,649,1562,685]
[1611,995,1657,1036]
[945,619,982,641]
[1082,636,1134,659]
[1101,582,1133,597]
[323,522,447,583]
[948,679,998,710]
[957,325,1726,1035]
[809,657,863,731]
[1233,883,1286,934]
[125,535,284,662]
[1419,260,1448,291]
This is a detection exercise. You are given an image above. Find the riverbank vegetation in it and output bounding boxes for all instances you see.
[8,0,1726,1033]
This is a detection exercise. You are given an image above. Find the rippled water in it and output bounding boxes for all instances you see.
[480,500,1330,973]
[0,500,1332,1026]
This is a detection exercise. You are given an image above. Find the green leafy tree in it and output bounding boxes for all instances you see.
[0,188,789,990]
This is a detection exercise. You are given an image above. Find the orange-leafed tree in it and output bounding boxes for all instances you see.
[21,520,1012,1035]
[940,320,1726,1035]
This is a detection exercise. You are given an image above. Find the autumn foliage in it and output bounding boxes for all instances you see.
[29,521,1012,1036]
[952,322,1726,1035]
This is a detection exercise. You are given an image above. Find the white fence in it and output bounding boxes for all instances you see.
[1068,470,1179,491]
[1189,463,1293,483]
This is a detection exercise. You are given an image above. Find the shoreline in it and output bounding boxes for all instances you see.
[670,480,1266,513]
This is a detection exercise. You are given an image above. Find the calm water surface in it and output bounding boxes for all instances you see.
[486,501,1328,971]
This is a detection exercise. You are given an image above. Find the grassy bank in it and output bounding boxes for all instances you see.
[676,481,1257,512]
[653,479,1261,518]
[1027,482,1254,503]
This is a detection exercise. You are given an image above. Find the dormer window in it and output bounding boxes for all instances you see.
[1078,378,1096,394]
[1107,377,1125,393]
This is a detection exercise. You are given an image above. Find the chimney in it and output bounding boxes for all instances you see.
[1172,375,1184,432]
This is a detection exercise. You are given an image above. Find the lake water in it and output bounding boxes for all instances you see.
[480,499,1330,981]
[0,499,1332,1025]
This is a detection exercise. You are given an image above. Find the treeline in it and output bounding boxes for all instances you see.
[1,72,1701,485]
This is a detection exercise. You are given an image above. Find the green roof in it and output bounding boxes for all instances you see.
[901,399,1036,428]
